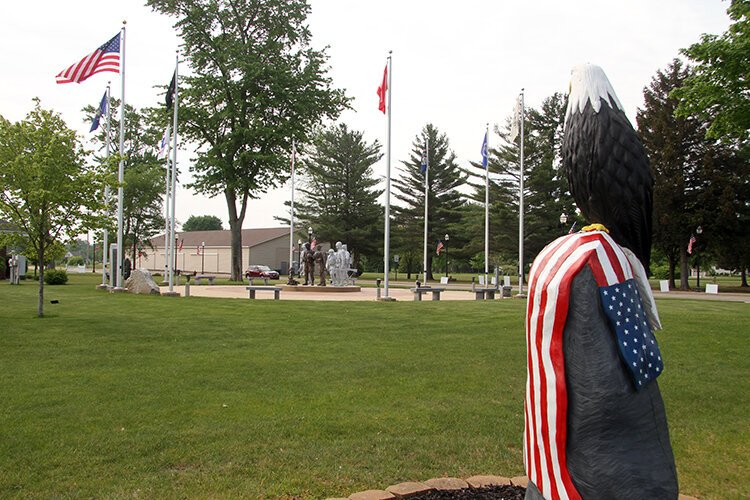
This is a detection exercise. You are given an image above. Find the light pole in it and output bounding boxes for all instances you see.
[559,212,568,229]
[444,233,449,278]
[174,233,179,272]
[308,226,313,245]
[695,226,703,289]
[297,238,302,276]
[201,241,205,274]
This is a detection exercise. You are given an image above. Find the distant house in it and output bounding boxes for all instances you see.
[143,227,294,276]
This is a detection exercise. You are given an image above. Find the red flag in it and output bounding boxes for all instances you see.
[687,235,696,255]
[311,238,317,250]
[178,239,184,251]
[56,33,121,84]
[436,240,444,255]
[377,64,388,114]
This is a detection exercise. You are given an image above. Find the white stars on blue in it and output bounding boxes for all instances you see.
[599,278,664,390]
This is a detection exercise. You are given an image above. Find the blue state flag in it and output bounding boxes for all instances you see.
[90,91,107,132]
[481,131,488,168]
[420,147,427,175]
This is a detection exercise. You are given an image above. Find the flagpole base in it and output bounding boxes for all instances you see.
[378,296,397,302]
[111,287,127,294]
[162,291,181,297]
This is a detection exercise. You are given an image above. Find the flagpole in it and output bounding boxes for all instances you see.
[102,83,111,287]
[518,89,525,296]
[422,133,429,284]
[168,52,179,293]
[163,124,172,282]
[484,123,490,289]
[383,51,393,299]
[115,22,126,290]
[289,139,296,279]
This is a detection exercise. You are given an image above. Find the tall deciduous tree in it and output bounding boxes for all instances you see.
[392,124,466,281]
[148,0,349,280]
[0,100,107,316]
[673,0,750,143]
[182,215,224,232]
[293,124,383,269]
[84,101,166,262]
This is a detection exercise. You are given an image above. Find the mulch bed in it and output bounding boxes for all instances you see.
[405,485,526,500]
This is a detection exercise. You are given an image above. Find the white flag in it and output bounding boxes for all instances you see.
[509,97,522,142]
[157,126,171,158]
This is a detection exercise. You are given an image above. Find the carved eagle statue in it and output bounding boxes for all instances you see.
[522,65,678,500]
[562,64,653,275]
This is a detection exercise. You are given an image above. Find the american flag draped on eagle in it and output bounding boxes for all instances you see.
[523,65,678,500]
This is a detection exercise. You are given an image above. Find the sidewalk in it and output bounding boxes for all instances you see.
[167,281,750,303]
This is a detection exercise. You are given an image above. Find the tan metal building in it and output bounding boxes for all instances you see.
[142,227,292,276]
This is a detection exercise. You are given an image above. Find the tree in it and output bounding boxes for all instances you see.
[0,100,107,316]
[673,0,750,143]
[293,124,383,269]
[464,93,576,280]
[392,124,467,281]
[84,100,166,263]
[637,59,750,289]
[182,215,224,232]
[147,0,349,280]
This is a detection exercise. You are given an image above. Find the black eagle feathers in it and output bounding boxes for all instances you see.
[563,68,653,275]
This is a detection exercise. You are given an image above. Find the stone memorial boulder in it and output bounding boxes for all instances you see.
[125,269,161,295]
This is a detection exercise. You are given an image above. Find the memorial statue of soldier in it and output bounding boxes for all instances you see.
[303,243,315,286]
[313,246,327,286]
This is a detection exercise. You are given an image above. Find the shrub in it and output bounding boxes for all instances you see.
[0,259,5,279]
[651,264,680,280]
[67,256,84,266]
[44,269,69,285]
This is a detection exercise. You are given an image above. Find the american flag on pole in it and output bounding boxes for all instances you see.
[687,234,697,255]
[56,33,121,84]
[436,240,444,255]
[524,229,662,500]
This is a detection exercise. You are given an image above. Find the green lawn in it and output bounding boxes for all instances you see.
[1,275,748,499]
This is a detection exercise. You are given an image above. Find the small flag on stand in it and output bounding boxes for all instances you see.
[89,91,107,132]
[377,64,388,114]
[56,33,121,84]
[436,240,444,255]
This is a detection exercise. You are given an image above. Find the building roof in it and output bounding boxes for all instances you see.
[149,227,291,248]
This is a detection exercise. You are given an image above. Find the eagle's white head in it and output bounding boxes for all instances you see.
[565,64,625,125]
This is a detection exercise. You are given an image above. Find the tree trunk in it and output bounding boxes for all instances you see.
[667,254,677,290]
[427,254,434,282]
[37,243,45,318]
[225,189,249,281]
[741,268,748,287]
[679,249,690,290]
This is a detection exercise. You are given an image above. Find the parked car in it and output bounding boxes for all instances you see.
[244,265,280,280]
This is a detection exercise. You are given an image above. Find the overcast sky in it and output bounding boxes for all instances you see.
[0,0,732,234]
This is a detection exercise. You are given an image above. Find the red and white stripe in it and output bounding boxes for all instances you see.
[523,231,633,500]
[56,48,120,84]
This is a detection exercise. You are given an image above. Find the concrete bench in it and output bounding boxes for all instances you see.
[194,275,216,285]
[410,287,445,301]
[248,277,270,286]
[474,288,498,300]
[246,286,282,300]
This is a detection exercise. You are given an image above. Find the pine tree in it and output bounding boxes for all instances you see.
[464,93,576,280]
[392,124,467,281]
[294,124,383,269]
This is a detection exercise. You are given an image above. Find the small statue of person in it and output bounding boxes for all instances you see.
[123,257,132,280]
[326,249,338,286]
[286,266,299,286]
[314,246,326,286]
[303,243,315,286]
